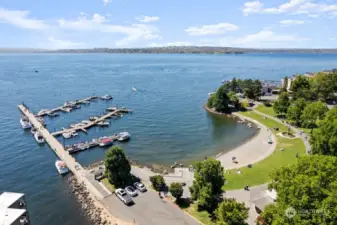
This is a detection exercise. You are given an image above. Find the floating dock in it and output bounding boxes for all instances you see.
[51,108,131,136]
[18,104,105,199]
[37,96,99,117]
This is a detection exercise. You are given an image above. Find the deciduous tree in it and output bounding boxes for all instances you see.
[104,146,131,187]
[215,198,249,225]
[150,175,165,191]
[273,92,290,116]
[301,101,328,129]
[169,182,184,201]
[190,158,225,212]
[213,86,230,112]
[286,98,307,126]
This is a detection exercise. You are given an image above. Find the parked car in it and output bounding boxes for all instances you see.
[115,188,133,205]
[125,186,138,197]
[134,182,147,192]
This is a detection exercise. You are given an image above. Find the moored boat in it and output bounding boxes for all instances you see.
[89,116,99,121]
[118,132,130,142]
[55,160,69,175]
[47,112,59,117]
[97,121,109,127]
[99,137,113,147]
[31,127,37,134]
[71,131,78,137]
[101,95,113,100]
[106,107,117,112]
[34,132,45,143]
[20,117,32,129]
[62,132,72,139]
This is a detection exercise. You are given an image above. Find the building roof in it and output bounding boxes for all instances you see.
[0,192,24,209]
[250,189,276,211]
[0,208,26,225]
[251,196,274,211]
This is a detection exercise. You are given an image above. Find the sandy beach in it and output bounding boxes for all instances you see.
[204,106,276,170]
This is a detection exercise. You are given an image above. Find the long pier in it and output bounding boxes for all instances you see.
[51,108,131,136]
[18,104,105,199]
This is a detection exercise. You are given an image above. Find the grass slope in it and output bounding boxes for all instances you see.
[223,111,306,190]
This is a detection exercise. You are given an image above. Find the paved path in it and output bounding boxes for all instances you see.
[253,109,311,154]
[216,112,276,170]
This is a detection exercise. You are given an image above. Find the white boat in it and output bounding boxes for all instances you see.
[106,107,117,112]
[62,132,72,139]
[98,121,109,127]
[118,132,130,142]
[34,132,45,143]
[71,131,78,137]
[132,87,137,91]
[31,127,37,134]
[55,160,69,175]
[208,92,215,96]
[81,120,91,124]
[47,112,59,117]
[20,118,32,129]
[101,95,113,100]
[99,137,113,147]
[61,107,72,113]
[38,109,49,116]
[89,116,99,121]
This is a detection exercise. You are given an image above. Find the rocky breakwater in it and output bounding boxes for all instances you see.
[68,176,132,225]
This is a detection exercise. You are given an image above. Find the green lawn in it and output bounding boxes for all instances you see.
[256,104,277,117]
[184,204,213,225]
[223,111,306,190]
[101,178,115,193]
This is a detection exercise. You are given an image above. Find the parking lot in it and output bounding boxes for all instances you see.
[101,187,200,225]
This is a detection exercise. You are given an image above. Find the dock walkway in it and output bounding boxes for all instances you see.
[18,104,105,200]
[51,109,127,136]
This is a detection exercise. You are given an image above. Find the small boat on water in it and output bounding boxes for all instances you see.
[31,127,37,134]
[101,95,113,100]
[34,132,45,143]
[62,132,72,139]
[81,120,91,124]
[132,87,137,91]
[97,121,109,127]
[38,109,49,116]
[55,160,69,175]
[99,137,113,147]
[208,92,215,96]
[70,124,77,128]
[47,112,59,117]
[89,116,99,121]
[61,107,72,113]
[20,117,32,129]
[118,132,130,142]
[106,107,117,112]
[248,123,252,128]
[73,105,81,109]
[71,131,78,137]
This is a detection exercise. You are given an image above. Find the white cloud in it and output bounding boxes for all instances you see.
[280,19,305,26]
[58,13,160,46]
[0,7,47,29]
[219,30,310,47]
[185,23,239,36]
[48,37,83,49]
[308,14,319,18]
[149,41,192,47]
[329,37,336,41]
[103,0,112,6]
[242,0,337,16]
[136,16,160,23]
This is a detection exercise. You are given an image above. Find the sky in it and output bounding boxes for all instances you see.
[1,0,337,49]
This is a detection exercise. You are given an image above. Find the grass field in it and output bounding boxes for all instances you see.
[184,204,213,225]
[256,104,277,117]
[101,178,115,193]
[223,111,306,190]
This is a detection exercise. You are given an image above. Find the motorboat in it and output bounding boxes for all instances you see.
[118,132,130,142]
[99,137,113,147]
[20,117,32,129]
[62,132,72,139]
[81,120,91,124]
[101,95,113,100]
[38,109,49,116]
[97,121,109,127]
[70,124,77,128]
[71,131,78,137]
[106,107,117,112]
[248,123,252,128]
[47,112,59,117]
[34,132,45,143]
[89,116,99,121]
[31,127,37,134]
[55,160,69,175]
[132,87,137,91]
[61,107,72,113]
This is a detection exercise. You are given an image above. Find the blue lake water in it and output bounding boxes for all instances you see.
[1,53,337,225]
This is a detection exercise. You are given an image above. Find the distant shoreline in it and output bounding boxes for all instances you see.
[3,46,337,54]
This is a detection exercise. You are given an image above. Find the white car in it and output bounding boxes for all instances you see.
[115,188,133,205]
[125,186,138,197]
[134,182,147,192]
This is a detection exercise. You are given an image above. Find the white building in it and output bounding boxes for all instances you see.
[0,192,30,225]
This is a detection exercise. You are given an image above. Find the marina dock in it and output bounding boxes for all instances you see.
[51,108,131,136]
[37,96,99,117]
[18,104,106,199]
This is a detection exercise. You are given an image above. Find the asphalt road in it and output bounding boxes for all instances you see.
[101,189,201,225]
